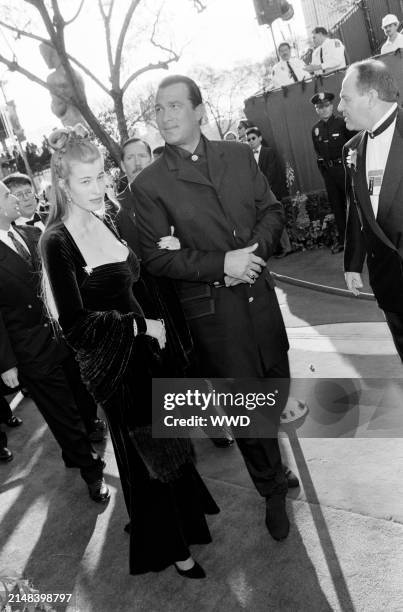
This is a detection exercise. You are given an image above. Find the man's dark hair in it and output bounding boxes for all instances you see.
[3,172,32,189]
[121,138,151,162]
[312,26,328,36]
[350,59,399,102]
[278,42,291,51]
[157,75,203,109]
[246,127,262,138]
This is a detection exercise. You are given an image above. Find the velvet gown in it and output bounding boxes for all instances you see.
[42,218,219,575]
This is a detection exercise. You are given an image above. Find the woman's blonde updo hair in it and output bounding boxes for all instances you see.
[47,123,102,228]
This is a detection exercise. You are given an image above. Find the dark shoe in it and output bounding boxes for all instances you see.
[0,445,13,462]
[265,494,289,541]
[124,522,131,534]
[88,478,110,503]
[211,436,235,448]
[6,415,23,428]
[174,561,206,579]
[88,418,107,442]
[284,465,299,488]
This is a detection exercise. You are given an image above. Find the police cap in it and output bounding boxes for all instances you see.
[310,92,335,106]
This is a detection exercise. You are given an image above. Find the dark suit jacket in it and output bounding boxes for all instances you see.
[115,184,141,256]
[132,138,289,376]
[344,107,403,313]
[0,224,68,376]
[257,146,287,200]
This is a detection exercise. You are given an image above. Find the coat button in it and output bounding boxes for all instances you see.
[233,229,237,237]
[44,323,49,327]
[248,297,254,303]
[27,304,32,309]
[213,281,220,286]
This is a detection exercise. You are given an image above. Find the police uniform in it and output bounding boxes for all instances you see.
[311,92,353,249]
[311,37,346,75]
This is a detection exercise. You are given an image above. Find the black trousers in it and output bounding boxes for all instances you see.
[384,310,403,362]
[235,354,289,498]
[19,362,103,484]
[61,354,98,433]
[0,395,12,423]
[0,428,8,449]
[321,165,347,241]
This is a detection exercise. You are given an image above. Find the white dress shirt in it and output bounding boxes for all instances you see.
[253,145,262,164]
[271,57,306,88]
[381,32,403,54]
[365,103,397,218]
[0,226,30,254]
[311,37,346,75]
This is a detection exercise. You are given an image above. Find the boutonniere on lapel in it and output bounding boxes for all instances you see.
[346,148,358,172]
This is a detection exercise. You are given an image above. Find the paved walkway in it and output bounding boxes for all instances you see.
[1,248,402,612]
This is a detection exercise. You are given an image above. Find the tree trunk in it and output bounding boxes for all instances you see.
[79,99,122,165]
[112,91,129,144]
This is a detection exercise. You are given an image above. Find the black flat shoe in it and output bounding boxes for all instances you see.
[0,446,13,462]
[211,436,234,448]
[6,416,23,427]
[265,494,289,541]
[87,478,110,503]
[174,561,206,579]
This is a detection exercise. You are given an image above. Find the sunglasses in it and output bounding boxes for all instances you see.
[247,136,258,142]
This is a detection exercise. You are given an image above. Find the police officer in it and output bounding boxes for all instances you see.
[311,91,353,253]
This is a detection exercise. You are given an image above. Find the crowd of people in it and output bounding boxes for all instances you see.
[1,12,403,583]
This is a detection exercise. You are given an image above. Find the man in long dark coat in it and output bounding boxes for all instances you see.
[132,75,296,541]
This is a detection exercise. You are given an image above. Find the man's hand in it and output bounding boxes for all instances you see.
[224,243,266,284]
[345,272,363,296]
[224,276,245,287]
[1,367,19,388]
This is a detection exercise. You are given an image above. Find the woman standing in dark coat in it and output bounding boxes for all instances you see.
[40,125,218,578]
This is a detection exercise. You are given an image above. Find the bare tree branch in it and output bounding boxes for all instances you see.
[0,52,56,92]
[191,0,206,12]
[113,0,141,88]
[64,0,86,26]
[122,61,171,93]
[97,0,114,77]
[149,8,179,62]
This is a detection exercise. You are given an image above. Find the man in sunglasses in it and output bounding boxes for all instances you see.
[311,92,354,254]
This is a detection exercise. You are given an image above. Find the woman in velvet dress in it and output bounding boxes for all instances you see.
[40,125,219,578]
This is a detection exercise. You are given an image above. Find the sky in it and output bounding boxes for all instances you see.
[0,0,307,144]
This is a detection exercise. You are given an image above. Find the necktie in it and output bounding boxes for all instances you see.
[320,47,324,63]
[368,107,398,139]
[286,61,298,82]
[7,231,32,268]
